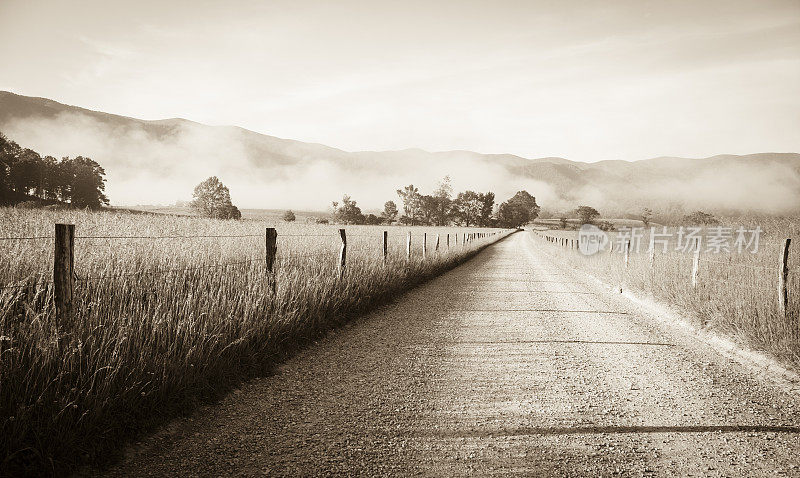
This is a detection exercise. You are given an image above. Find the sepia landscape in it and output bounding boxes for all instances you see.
[1,0,799,476]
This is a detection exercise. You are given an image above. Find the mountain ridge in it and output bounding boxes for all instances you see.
[1,90,798,214]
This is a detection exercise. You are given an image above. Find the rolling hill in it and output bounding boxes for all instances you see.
[1,90,798,215]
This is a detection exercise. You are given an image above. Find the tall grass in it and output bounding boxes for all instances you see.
[0,207,510,476]
[532,221,800,366]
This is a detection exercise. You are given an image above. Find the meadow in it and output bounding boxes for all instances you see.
[531,218,800,367]
[0,206,509,475]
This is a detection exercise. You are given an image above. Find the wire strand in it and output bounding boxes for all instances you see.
[0,236,54,241]
[0,281,51,290]
[701,259,772,271]
[76,258,264,282]
[75,234,264,239]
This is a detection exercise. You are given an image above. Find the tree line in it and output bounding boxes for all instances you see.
[330,177,540,228]
[0,131,109,208]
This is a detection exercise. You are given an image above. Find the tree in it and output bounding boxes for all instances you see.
[418,195,439,225]
[641,208,653,227]
[190,176,240,219]
[61,156,109,208]
[575,205,600,224]
[381,200,398,223]
[222,204,241,220]
[39,155,60,200]
[496,201,529,228]
[477,192,495,227]
[332,195,365,224]
[0,133,19,202]
[282,210,296,222]
[8,148,41,195]
[494,190,538,228]
[396,184,421,225]
[433,176,453,200]
[364,213,382,225]
[452,191,482,226]
[683,210,719,226]
[507,191,540,222]
[432,176,454,225]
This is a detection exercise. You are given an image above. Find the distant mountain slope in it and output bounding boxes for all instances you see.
[1,90,798,214]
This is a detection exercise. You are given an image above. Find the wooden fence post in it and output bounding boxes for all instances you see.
[446,233,450,248]
[435,233,440,253]
[423,233,427,259]
[54,223,75,326]
[778,238,791,316]
[406,231,412,260]
[338,229,347,278]
[691,237,701,288]
[463,233,466,247]
[265,227,277,293]
[383,230,388,263]
[624,239,630,268]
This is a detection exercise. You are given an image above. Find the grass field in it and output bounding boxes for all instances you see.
[0,207,509,475]
[531,218,800,367]
[120,205,333,223]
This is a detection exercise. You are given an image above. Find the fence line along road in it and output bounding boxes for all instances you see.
[535,230,793,319]
[1,223,512,325]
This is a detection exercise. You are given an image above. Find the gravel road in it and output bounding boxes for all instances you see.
[96,231,800,477]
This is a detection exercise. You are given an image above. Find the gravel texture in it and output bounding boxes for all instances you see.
[93,231,800,477]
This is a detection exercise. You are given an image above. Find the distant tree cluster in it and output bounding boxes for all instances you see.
[330,177,541,228]
[575,205,600,224]
[393,177,496,226]
[190,176,241,219]
[0,131,109,208]
[556,205,612,230]
[331,195,365,224]
[683,210,719,225]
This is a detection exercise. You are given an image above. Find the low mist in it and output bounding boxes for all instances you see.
[2,111,798,217]
[0,112,559,211]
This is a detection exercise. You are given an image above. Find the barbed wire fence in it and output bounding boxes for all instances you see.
[535,230,794,319]
[0,224,511,324]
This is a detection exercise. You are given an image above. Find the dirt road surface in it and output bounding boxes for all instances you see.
[97,231,800,477]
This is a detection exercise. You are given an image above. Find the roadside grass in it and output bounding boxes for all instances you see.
[0,207,510,476]
[530,220,800,368]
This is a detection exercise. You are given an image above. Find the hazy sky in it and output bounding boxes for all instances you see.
[1,0,799,162]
